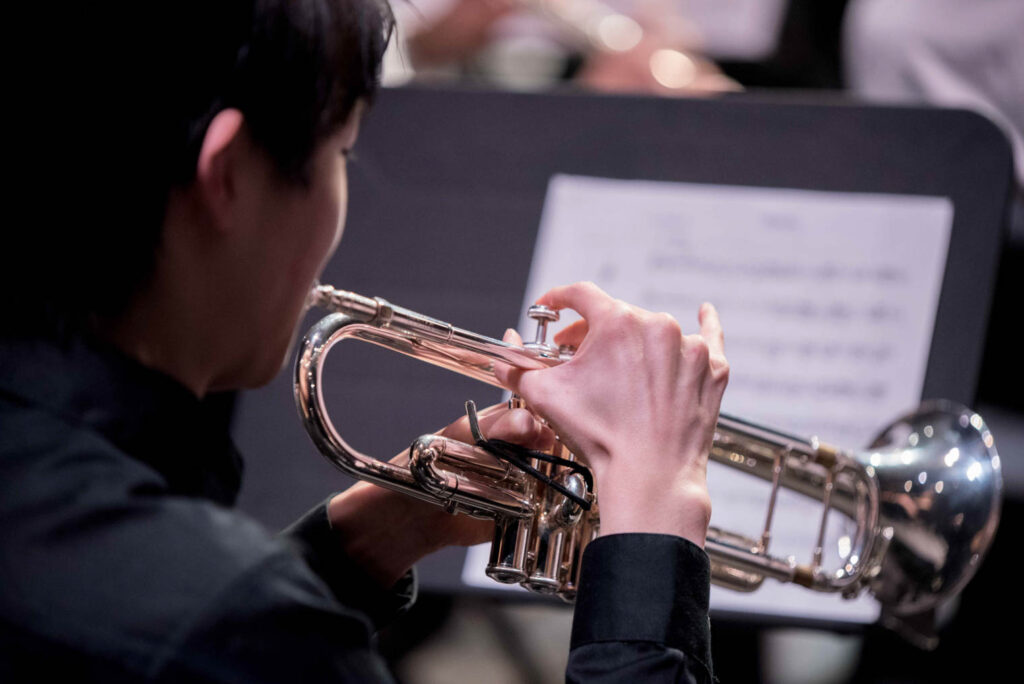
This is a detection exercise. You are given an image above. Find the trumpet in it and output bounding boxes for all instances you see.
[294,283,1002,647]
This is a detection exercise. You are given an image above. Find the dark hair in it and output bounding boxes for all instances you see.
[8,0,392,332]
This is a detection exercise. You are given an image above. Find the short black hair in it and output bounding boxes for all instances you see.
[8,0,393,332]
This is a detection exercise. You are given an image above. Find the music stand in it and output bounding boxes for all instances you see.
[232,86,1013,630]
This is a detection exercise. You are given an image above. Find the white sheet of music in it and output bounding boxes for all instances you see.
[463,174,953,624]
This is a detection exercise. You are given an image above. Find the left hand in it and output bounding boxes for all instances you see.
[327,403,553,587]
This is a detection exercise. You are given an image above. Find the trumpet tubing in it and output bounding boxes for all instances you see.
[295,284,1002,646]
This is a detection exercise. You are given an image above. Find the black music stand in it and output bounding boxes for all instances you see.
[232,86,1013,629]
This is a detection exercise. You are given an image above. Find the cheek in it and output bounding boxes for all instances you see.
[314,165,348,268]
[327,178,347,256]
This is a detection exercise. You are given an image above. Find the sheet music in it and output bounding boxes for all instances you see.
[463,174,953,623]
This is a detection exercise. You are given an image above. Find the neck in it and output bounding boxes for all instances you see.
[100,285,216,399]
[98,205,233,398]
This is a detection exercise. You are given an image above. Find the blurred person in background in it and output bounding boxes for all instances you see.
[386,0,853,95]
[844,0,1024,242]
[390,0,741,94]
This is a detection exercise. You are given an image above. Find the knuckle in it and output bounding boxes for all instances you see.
[716,362,731,385]
[646,312,683,348]
[506,407,534,432]
[711,351,730,378]
[680,482,712,524]
[683,335,710,360]
[609,302,639,328]
[659,312,683,339]
[578,281,604,300]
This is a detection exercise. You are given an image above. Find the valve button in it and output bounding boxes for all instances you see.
[527,305,560,323]
[527,305,560,347]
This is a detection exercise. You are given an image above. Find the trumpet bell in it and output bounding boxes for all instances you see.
[862,401,1002,619]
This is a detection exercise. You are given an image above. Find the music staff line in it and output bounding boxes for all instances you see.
[644,253,908,285]
[639,289,904,324]
[727,375,888,401]
[723,336,894,363]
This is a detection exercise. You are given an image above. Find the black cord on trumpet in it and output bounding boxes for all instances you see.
[465,401,592,511]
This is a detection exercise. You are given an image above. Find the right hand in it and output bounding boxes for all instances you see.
[495,282,729,547]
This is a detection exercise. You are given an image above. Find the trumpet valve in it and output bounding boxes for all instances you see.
[525,305,560,355]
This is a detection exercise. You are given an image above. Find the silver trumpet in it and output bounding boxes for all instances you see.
[294,283,1002,647]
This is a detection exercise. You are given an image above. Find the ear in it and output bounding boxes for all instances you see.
[194,108,246,231]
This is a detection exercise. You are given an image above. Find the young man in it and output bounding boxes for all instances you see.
[1,1,727,681]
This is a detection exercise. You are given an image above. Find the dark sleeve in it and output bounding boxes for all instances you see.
[566,534,715,684]
[282,499,417,631]
[156,552,399,684]
[155,501,416,683]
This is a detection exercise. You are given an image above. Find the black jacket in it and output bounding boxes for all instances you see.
[0,334,713,682]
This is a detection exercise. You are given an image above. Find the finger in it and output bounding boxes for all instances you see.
[696,304,729,404]
[698,302,725,357]
[534,281,615,321]
[682,333,710,364]
[680,333,711,389]
[503,328,523,345]
[494,328,525,390]
[487,0,518,12]
[485,408,555,451]
[553,319,589,349]
[439,405,552,450]
[473,402,515,429]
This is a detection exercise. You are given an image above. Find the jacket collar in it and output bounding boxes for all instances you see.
[0,333,243,505]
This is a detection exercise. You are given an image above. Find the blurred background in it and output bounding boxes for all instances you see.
[235,1,1022,681]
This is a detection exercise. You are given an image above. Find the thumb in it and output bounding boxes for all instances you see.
[494,328,524,391]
